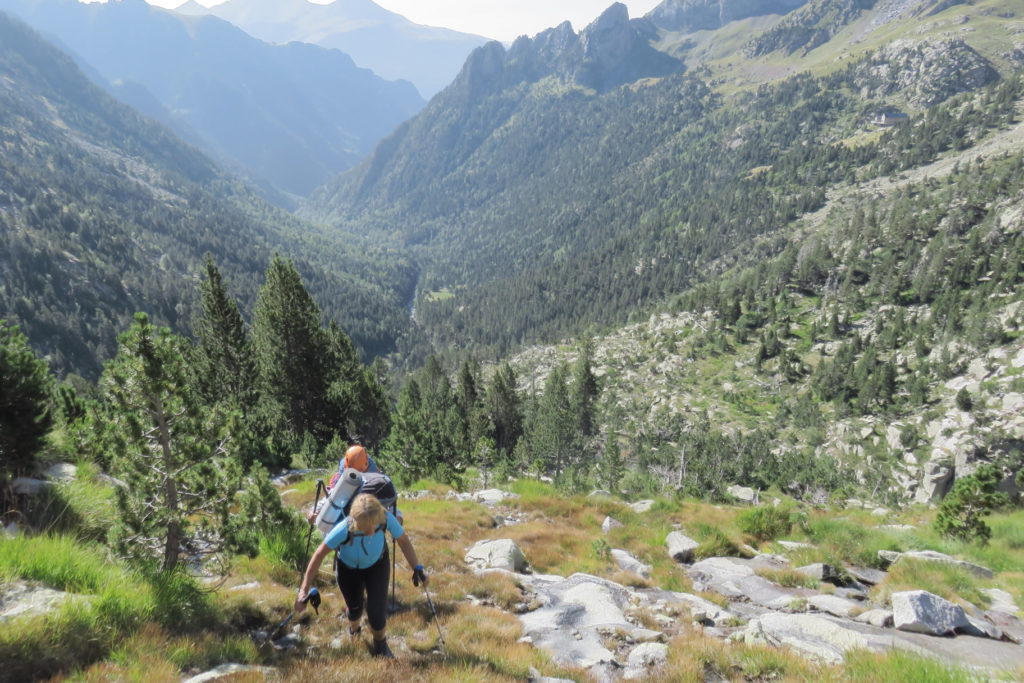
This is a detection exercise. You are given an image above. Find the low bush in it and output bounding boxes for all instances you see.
[736,505,793,544]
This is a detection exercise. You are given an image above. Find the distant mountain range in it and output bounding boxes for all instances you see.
[0,9,417,378]
[0,0,424,202]
[175,0,490,98]
[303,0,1019,352]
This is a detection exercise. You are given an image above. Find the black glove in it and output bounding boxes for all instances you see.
[412,564,427,587]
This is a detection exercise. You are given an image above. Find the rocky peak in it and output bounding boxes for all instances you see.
[448,3,684,97]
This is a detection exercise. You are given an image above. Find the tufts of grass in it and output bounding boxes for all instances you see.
[842,648,987,682]
[0,533,128,593]
[755,567,821,589]
[799,514,902,568]
[736,505,795,544]
[872,559,991,610]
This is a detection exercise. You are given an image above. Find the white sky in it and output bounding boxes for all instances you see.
[143,0,665,42]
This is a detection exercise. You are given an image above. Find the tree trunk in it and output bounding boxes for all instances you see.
[153,394,181,572]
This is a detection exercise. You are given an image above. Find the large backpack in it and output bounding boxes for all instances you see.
[315,470,399,536]
[344,471,398,517]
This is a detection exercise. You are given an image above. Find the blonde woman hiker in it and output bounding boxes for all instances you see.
[295,493,428,658]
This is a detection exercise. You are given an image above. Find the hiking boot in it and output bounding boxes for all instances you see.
[371,638,394,659]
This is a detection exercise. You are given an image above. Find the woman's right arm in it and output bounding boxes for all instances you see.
[294,541,332,611]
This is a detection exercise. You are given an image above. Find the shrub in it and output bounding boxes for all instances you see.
[934,464,1008,544]
[737,506,793,544]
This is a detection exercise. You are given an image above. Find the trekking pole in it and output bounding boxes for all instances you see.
[414,573,445,649]
[305,479,325,557]
[267,587,321,641]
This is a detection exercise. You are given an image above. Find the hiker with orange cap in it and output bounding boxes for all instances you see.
[310,442,403,524]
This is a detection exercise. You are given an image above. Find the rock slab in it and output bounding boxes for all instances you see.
[892,590,971,636]
[666,531,699,564]
[465,539,527,572]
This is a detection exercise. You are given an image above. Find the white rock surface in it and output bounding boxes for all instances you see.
[464,539,526,572]
[601,516,623,533]
[611,549,651,578]
[628,500,655,513]
[43,463,78,482]
[740,612,889,664]
[623,642,669,679]
[892,590,971,636]
[854,609,894,628]
[183,664,277,682]
[808,594,862,619]
[726,485,757,504]
[666,531,699,564]
[473,489,519,505]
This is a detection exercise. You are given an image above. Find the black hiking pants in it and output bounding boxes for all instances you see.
[335,547,390,631]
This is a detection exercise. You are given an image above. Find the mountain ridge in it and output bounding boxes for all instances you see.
[0,0,424,200]
[176,0,489,98]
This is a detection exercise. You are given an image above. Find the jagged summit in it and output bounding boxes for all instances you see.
[453,3,684,96]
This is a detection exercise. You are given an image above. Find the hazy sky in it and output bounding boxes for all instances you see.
[369,1,664,41]
[144,0,665,42]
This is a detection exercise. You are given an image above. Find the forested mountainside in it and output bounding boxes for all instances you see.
[0,11,416,380]
[0,0,424,201]
[303,0,1021,358]
[176,0,488,99]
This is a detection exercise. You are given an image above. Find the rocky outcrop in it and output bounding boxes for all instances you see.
[455,3,684,96]
[879,550,993,579]
[851,38,999,107]
[892,590,972,636]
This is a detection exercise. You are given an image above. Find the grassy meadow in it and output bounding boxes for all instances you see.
[1,471,1022,681]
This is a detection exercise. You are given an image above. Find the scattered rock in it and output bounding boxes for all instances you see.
[228,582,260,592]
[666,531,699,564]
[601,516,624,533]
[739,612,890,664]
[726,485,757,504]
[628,500,655,513]
[465,539,527,572]
[777,540,815,551]
[43,463,77,482]
[183,664,277,682]
[854,609,894,628]
[473,489,519,505]
[846,566,887,586]
[795,563,846,585]
[623,642,668,679]
[982,588,1020,616]
[611,549,651,578]
[892,590,972,636]
[11,478,52,496]
[807,594,861,619]
[0,581,91,622]
[587,489,613,498]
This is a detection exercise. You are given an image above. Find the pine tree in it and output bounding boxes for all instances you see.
[251,256,330,446]
[101,313,246,573]
[0,321,53,478]
[192,255,256,410]
[487,362,523,456]
[531,363,577,476]
[934,464,1008,543]
[570,338,599,437]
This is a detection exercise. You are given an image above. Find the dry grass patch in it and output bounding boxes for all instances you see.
[459,571,524,611]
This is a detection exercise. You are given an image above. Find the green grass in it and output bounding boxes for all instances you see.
[0,534,232,680]
[842,649,988,682]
